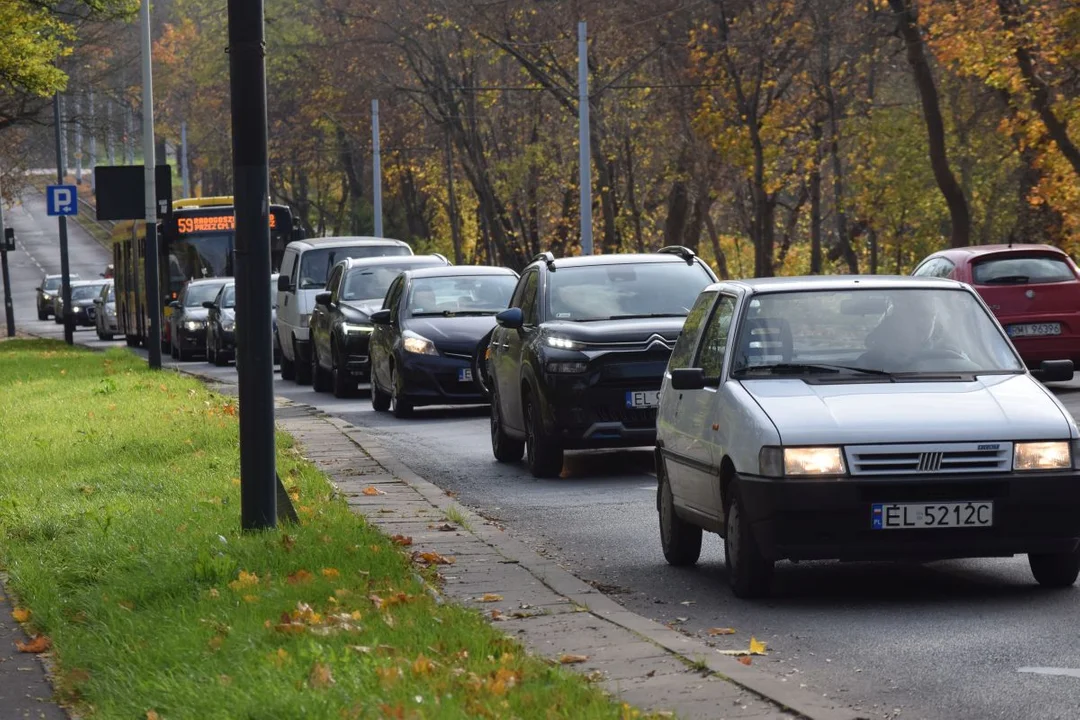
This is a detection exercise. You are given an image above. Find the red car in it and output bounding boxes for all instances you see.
[913,244,1080,368]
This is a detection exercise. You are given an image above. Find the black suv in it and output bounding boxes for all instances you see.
[485,247,718,477]
[310,254,450,397]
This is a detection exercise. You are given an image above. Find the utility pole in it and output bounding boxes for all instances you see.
[53,94,74,345]
[228,0,277,530]
[125,102,135,165]
[60,96,69,181]
[181,121,190,197]
[0,176,15,337]
[140,0,162,369]
[578,20,593,256]
[75,93,84,185]
[372,99,382,237]
[89,90,97,194]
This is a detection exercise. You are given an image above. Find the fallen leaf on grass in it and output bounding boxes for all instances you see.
[412,654,434,675]
[738,656,752,666]
[707,627,736,636]
[321,568,340,579]
[390,535,413,547]
[147,711,160,720]
[227,571,259,591]
[286,569,312,584]
[361,486,386,496]
[308,662,335,689]
[11,608,30,623]
[281,534,296,552]
[479,593,503,603]
[559,654,588,664]
[16,635,51,653]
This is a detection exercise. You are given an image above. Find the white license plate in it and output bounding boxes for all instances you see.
[625,390,661,409]
[458,368,473,382]
[1008,322,1061,337]
[871,501,993,530]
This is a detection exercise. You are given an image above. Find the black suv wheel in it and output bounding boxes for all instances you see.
[523,391,562,478]
[490,390,524,462]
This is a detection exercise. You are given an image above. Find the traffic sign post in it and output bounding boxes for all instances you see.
[46,185,79,217]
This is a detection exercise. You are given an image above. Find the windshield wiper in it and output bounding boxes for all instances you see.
[982,275,1030,284]
[735,362,893,377]
[412,310,497,317]
[605,313,686,320]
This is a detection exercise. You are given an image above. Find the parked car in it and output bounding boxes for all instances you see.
[485,247,718,478]
[167,278,229,361]
[655,275,1080,598]
[55,279,109,328]
[310,254,451,397]
[36,273,80,320]
[93,280,118,340]
[369,265,520,415]
[205,281,236,366]
[913,244,1080,369]
[276,236,413,385]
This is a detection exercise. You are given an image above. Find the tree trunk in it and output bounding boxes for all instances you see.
[704,211,731,280]
[443,132,464,265]
[889,0,971,248]
[624,135,645,253]
[810,121,823,274]
[997,0,1080,180]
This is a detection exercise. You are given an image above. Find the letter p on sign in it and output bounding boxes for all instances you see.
[46,185,78,216]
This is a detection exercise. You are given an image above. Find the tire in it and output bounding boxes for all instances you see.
[212,336,229,367]
[1029,550,1080,588]
[38,308,48,321]
[332,341,355,398]
[280,340,296,381]
[490,389,525,463]
[125,334,139,348]
[178,342,193,362]
[390,365,413,418]
[293,339,312,385]
[725,485,774,598]
[171,341,179,360]
[524,391,563,478]
[658,463,702,566]
[54,313,63,325]
[371,370,391,411]
[311,342,331,392]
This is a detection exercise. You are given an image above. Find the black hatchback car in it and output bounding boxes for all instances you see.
[369,265,519,416]
[36,273,80,320]
[168,278,229,361]
[485,247,718,478]
[310,255,451,398]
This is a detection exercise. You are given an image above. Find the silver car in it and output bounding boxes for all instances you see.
[93,280,118,340]
[655,276,1080,597]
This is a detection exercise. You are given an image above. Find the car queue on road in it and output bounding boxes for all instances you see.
[94,234,1080,599]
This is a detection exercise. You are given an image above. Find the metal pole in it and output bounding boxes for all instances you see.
[53,94,74,345]
[228,0,277,530]
[140,0,162,369]
[75,93,83,185]
[372,99,382,237]
[578,21,593,256]
[0,177,14,337]
[106,99,115,166]
[89,90,96,193]
[60,96,69,181]
[125,102,135,165]
[181,121,190,197]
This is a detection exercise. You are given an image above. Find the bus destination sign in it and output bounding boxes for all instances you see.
[177,213,278,234]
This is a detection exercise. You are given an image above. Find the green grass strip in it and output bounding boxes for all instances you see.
[0,340,647,720]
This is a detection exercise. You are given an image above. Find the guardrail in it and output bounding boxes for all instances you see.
[74,195,118,249]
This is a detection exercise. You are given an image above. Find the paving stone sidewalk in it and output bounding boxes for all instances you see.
[271,397,865,720]
[0,579,67,720]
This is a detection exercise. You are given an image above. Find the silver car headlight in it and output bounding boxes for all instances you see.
[1014,441,1071,471]
[183,319,205,331]
[221,319,235,331]
[759,446,847,477]
[402,330,437,356]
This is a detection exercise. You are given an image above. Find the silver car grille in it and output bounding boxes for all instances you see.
[845,442,1013,476]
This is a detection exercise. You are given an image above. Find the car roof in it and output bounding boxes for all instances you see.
[70,279,108,286]
[528,253,703,271]
[709,274,967,295]
[184,277,230,287]
[341,255,447,271]
[44,273,78,279]
[287,236,410,250]
[403,265,519,280]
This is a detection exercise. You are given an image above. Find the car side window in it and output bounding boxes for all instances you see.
[695,295,737,381]
[913,258,955,278]
[519,272,539,326]
[288,250,300,289]
[327,265,344,304]
[669,291,718,370]
[384,276,404,311]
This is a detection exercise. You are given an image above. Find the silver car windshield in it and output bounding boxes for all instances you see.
[729,288,1024,376]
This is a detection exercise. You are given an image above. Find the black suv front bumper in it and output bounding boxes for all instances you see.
[737,471,1080,562]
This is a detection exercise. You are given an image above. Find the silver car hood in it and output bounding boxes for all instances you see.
[741,374,1075,445]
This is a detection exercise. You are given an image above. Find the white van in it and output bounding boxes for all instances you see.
[276,236,412,383]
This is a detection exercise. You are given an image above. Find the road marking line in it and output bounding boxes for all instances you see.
[1018,667,1080,679]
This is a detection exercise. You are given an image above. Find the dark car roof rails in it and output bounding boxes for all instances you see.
[533,251,556,269]
[657,246,697,264]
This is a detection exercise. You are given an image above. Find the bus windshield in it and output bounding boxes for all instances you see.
[167,235,232,290]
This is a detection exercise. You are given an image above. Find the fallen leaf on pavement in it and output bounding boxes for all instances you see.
[362,486,386,496]
[479,593,503,603]
[707,627,736,636]
[11,608,30,623]
[490,609,504,621]
[436,523,456,532]
[412,551,455,566]
[559,654,589,664]
[390,535,413,547]
[308,662,335,689]
[16,635,51,653]
[738,656,752,666]
[717,637,767,656]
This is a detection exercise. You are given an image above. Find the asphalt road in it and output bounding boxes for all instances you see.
[7,189,1080,720]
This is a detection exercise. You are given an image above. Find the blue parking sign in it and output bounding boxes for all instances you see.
[46,185,78,216]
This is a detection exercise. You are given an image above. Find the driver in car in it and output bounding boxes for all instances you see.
[859,292,945,370]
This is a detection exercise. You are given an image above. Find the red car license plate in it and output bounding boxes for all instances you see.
[1007,322,1061,338]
